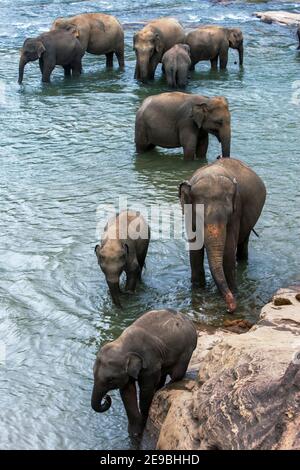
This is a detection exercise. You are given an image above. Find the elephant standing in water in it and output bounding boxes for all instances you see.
[95,210,150,307]
[162,44,191,88]
[179,158,266,313]
[52,13,125,68]
[185,26,244,70]
[91,309,197,437]
[133,18,185,81]
[135,92,231,160]
[18,30,84,84]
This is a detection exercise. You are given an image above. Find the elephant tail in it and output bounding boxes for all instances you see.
[166,67,177,88]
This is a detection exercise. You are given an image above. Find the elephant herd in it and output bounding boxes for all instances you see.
[18,13,271,440]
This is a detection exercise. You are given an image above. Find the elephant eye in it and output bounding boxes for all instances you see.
[214,119,223,126]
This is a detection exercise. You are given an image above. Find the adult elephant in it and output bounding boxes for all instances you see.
[91,309,197,437]
[133,18,185,81]
[179,158,266,313]
[18,30,84,84]
[185,26,244,70]
[135,92,231,160]
[51,13,124,68]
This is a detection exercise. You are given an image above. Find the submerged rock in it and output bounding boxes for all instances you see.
[146,287,300,450]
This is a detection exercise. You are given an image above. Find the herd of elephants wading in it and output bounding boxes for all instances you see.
[19,12,276,441]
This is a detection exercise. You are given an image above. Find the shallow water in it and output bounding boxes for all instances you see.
[0,0,299,450]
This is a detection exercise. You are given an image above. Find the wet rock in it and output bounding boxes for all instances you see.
[255,11,300,26]
[146,287,300,450]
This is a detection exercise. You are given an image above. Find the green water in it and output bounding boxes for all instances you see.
[0,0,299,450]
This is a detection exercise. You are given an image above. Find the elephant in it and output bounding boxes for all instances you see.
[179,158,266,313]
[135,92,231,160]
[95,210,150,307]
[51,13,125,68]
[161,44,191,88]
[133,17,185,82]
[91,308,197,437]
[185,26,244,70]
[18,30,84,84]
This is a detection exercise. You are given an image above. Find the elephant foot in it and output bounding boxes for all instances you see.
[128,420,144,438]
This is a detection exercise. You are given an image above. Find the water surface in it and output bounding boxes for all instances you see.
[0,0,299,450]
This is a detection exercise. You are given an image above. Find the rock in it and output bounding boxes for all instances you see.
[146,287,300,450]
[255,11,300,27]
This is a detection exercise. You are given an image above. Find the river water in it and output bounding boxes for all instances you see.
[0,0,299,450]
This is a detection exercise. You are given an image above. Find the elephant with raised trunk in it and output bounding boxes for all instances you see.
[91,309,197,437]
[185,26,244,70]
[179,158,266,313]
[133,18,185,82]
[51,13,125,68]
[18,30,84,84]
[95,210,150,307]
[135,92,231,160]
[162,43,191,88]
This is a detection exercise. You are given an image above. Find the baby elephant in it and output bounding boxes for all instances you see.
[18,30,84,84]
[91,309,197,437]
[162,44,191,88]
[95,210,150,307]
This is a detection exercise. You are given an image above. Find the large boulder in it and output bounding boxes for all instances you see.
[146,288,300,450]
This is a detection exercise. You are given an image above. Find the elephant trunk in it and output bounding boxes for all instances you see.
[136,52,149,82]
[107,280,122,308]
[219,128,231,158]
[91,386,112,413]
[238,44,244,67]
[18,56,27,84]
[205,223,236,313]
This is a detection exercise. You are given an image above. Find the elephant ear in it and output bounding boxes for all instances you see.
[191,102,208,128]
[179,181,192,214]
[154,33,163,54]
[37,42,46,58]
[126,353,143,380]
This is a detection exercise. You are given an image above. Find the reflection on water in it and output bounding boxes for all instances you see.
[0,0,299,450]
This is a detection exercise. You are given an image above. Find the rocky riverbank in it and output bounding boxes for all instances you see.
[144,287,300,450]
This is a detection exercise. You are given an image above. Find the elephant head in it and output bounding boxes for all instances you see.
[227,28,243,66]
[191,96,231,158]
[133,30,163,81]
[91,341,144,413]
[95,241,129,308]
[18,38,46,84]
[179,173,239,313]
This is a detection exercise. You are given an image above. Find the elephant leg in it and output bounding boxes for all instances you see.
[189,62,195,71]
[190,247,205,287]
[64,65,71,77]
[157,372,167,390]
[180,128,197,161]
[137,243,149,273]
[196,133,209,159]
[39,57,44,74]
[125,268,140,293]
[161,64,165,74]
[106,51,114,68]
[210,57,218,69]
[223,228,238,292]
[237,233,250,261]
[219,48,228,69]
[120,381,143,437]
[139,371,161,421]
[115,48,125,68]
[170,351,192,382]
[134,63,140,80]
[71,60,82,77]
[42,60,55,83]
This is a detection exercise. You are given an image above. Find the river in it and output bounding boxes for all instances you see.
[0,0,299,450]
